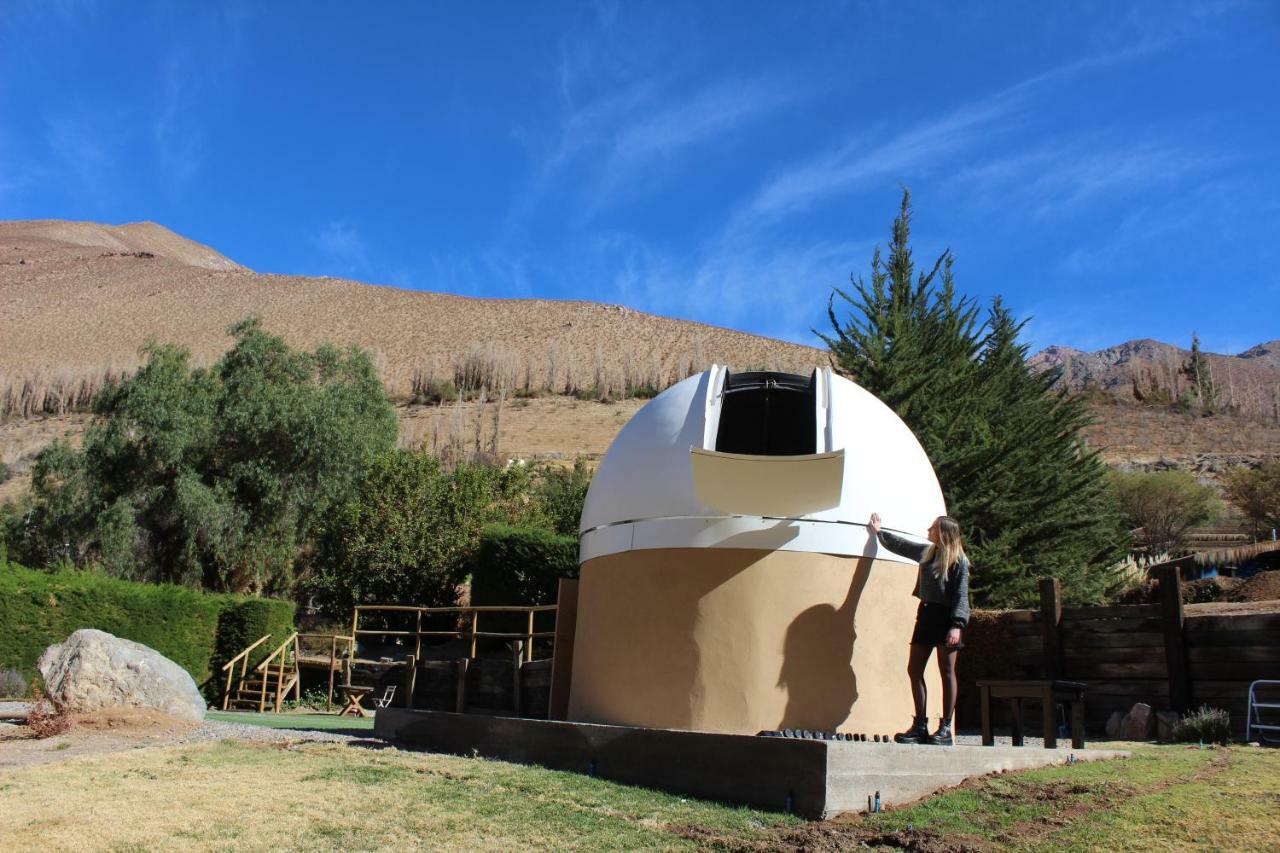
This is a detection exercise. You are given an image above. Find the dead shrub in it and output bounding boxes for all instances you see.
[26,679,71,739]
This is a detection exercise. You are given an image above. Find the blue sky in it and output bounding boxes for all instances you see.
[2,1,1277,354]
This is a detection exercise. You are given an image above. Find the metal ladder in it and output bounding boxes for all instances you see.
[1245,680,1280,745]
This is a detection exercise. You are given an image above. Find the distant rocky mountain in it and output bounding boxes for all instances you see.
[1029,338,1280,419]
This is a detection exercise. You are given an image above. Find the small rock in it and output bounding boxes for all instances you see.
[37,629,206,722]
[1105,711,1124,738]
[1118,702,1154,741]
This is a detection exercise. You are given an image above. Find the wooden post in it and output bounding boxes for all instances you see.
[1041,683,1057,749]
[526,610,535,663]
[327,634,337,712]
[469,610,479,659]
[1071,696,1085,750]
[414,609,423,662]
[1155,563,1191,712]
[548,579,579,721]
[980,685,993,746]
[455,658,470,713]
[403,654,417,710]
[1039,577,1063,679]
[511,641,524,717]
[275,650,286,713]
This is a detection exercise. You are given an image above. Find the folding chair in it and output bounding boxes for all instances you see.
[1246,680,1280,745]
[373,684,397,709]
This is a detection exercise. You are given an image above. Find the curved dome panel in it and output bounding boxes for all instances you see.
[580,366,946,563]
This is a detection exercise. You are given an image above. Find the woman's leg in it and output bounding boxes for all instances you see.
[935,645,959,722]
[907,644,931,718]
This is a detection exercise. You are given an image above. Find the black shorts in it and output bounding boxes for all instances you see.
[910,602,963,648]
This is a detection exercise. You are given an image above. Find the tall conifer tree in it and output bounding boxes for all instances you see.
[822,192,1127,606]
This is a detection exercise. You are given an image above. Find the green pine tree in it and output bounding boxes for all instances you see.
[821,191,1129,606]
[1179,333,1219,413]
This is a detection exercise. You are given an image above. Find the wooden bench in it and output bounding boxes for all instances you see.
[976,679,1086,749]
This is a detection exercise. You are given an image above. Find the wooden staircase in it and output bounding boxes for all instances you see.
[221,632,302,713]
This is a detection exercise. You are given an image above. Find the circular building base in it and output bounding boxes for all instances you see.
[567,548,943,736]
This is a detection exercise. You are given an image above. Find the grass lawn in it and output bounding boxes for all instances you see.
[205,709,376,733]
[0,740,1276,851]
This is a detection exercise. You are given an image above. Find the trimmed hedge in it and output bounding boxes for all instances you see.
[0,560,294,698]
[469,524,578,608]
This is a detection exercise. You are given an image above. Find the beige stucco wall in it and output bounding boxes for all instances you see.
[567,548,944,736]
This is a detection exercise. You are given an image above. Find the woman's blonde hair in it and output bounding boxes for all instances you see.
[923,516,966,581]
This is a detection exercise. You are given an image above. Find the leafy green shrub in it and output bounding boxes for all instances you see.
[1172,705,1232,745]
[532,459,591,536]
[469,524,578,608]
[6,318,396,595]
[1110,470,1221,556]
[0,461,10,484]
[0,667,26,698]
[282,687,332,712]
[212,598,298,676]
[306,451,548,616]
[0,560,293,699]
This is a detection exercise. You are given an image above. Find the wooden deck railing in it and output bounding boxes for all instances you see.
[351,604,558,664]
[254,631,301,713]
[220,634,271,711]
[297,632,354,711]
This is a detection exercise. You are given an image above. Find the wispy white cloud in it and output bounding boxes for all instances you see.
[950,139,1220,219]
[593,76,795,194]
[583,227,874,346]
[728,43,1170,238]
[44,106,124,203]
[509,73,796,229]
[312,220,369,273]
[153,57,204,185]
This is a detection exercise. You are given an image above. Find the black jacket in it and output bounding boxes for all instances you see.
[876,529,971,628]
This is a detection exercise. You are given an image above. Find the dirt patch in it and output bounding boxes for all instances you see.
[68,708,197,734]
[0,708,199,771]
[992,749,1229,848]
[1229,569,1280,603]
[669,821,983,852]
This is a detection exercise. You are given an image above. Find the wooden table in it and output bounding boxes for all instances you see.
[338,684,374,718]
[976,679,1086,749]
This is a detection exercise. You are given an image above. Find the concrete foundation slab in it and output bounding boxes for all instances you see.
[375,708,1128,818]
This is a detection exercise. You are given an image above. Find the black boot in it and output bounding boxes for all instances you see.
[894,715,930,744]
[927,718,953,746]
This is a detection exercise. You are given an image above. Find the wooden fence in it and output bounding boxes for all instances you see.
[960,566,1280,733]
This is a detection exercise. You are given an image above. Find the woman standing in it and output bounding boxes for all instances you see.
[867,512,971,745]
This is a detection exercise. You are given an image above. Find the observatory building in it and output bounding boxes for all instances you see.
[567,366,947,736]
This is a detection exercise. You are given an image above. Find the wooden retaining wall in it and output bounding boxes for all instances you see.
[961,567,1280,734]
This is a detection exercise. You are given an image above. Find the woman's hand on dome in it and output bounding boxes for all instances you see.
[867,513,881,534]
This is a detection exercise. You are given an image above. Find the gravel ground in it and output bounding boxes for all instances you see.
[183,718,366,744]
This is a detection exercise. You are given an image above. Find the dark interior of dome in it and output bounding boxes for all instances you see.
[713,369,817,456]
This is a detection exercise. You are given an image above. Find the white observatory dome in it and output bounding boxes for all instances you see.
[579,366,946,566]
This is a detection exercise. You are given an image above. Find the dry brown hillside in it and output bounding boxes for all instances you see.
[1030,338,1280,419]
[1,220,819,416]
[4,219,1279,508]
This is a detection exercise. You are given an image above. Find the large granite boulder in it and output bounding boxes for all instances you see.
[37,629,206,722]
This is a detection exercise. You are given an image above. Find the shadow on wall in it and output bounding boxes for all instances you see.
[776,554,874,731]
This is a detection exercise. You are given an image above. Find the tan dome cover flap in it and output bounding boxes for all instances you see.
[690,447,844,517]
